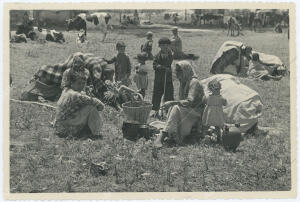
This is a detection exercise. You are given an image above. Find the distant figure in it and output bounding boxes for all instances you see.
[76,29,88,45]
[22,12,30,27]
[274,23,283,33]
[227,17,240,37]
[170,27,199,60]
[172,13,179,25]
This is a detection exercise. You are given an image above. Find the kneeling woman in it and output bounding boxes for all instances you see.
[55,67,105,138]
[154,61,205,148]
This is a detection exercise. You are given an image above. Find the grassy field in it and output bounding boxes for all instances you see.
[9,27,291,192]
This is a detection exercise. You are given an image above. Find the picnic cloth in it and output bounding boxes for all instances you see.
[200,74,263,132]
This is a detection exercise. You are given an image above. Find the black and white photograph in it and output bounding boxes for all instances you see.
[3,2,297,200]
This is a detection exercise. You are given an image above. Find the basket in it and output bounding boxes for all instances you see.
[122,101,152,124]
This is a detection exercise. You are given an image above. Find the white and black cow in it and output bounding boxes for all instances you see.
[30,27,65,43]
[66,12,112,41]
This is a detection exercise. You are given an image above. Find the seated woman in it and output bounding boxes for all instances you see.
[55,59,105,138]
[248,53,282,81]
[154,60,205,148]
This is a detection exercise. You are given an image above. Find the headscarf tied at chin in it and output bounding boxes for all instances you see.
[175,60,197,100]
[70,55,86,72]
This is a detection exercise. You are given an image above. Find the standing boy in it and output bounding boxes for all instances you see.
[105,41,132,86]
[152,37,174,118]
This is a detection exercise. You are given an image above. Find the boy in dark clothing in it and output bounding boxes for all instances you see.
[152,37,174,117]
[141,31,153,60]
[105,41,132,86]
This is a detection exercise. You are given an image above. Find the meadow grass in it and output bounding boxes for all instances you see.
[9,27,291,192]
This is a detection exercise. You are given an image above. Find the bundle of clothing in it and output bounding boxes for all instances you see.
[200,74,263,133]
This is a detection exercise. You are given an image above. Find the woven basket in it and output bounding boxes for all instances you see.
[122,101,152,124]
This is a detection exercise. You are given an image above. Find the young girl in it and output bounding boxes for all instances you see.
[133,52,148,98]
[141,31,153,60]
[202,79,227,142]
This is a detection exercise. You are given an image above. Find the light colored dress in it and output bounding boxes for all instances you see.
[55,88,104,137]
[247,60,269,79]
[202,94,227,127]
[164,78,205,142]
[133,63,148,90]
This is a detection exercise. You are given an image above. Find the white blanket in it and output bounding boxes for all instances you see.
[200,74,263,132]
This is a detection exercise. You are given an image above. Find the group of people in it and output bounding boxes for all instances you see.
[17,25,276,149]
[50,31,232,149]
[210,41,284,81]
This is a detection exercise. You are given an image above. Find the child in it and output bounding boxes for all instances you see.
[76,29,88,45]
[151,37,174,118]
[55,62,105,138]
[141,31,153,60]
[133,52,148,98]
[202,79,227,142]
[105,41,132,86]
[248,53,282,81]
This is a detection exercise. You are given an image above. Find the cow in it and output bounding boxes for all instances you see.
[46,30,65,43]
[30,27,65,43]
[66,15,87,36]
[10,33,27,43]
[66,12,112,42]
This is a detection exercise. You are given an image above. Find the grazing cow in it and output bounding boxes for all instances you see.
[66,15,87,36]
[66,12,112,41]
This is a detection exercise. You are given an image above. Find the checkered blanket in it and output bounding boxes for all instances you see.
[34,52,104,84]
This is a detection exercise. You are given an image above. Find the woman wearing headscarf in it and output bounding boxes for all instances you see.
[55,56,105,138]
[154,60,205,148]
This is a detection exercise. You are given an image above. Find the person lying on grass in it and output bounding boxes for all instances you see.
[154,60,205,148]
[55,58,105,139]
[247,53,283,81]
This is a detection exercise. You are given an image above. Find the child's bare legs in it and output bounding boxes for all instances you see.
[154,131,167,148]
[215,126,221,143]
[102,31,108,42]
[138,89,146,98]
